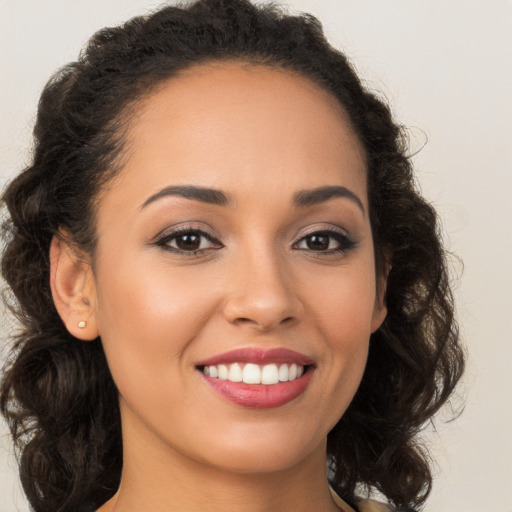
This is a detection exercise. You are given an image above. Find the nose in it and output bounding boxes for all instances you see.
[222,248,304,332]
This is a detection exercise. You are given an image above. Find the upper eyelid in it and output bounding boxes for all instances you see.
[292,226,357,251]
[153,228,222,256]
[152,223,220,244]
[158,230,217,244]
[294,230,352,245]
[151,223,353,246]
[294,224,350,240]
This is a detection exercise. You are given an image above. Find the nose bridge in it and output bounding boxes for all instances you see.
[223,239,302,330]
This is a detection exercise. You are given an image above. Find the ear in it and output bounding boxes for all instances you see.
[49,234,99,341]
[370,263,391,333]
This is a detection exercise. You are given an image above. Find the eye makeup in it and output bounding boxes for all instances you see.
[151,224,223,256]
[150,221,357,260]
[293,225,357,256]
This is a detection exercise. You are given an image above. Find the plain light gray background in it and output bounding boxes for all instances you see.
[1,1,511,511]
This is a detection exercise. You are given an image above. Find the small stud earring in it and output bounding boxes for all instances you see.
[77,320,86,329]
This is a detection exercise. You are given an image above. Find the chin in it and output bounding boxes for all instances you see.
[187,422,326,475]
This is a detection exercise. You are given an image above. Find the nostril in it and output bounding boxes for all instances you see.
[233,316,297,331]
[223,292,303,330]
[235,317,253,324]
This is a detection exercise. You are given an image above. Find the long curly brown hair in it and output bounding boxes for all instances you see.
[1,1,464,511]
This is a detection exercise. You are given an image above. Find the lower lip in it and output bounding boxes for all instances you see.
[201,370,313,409]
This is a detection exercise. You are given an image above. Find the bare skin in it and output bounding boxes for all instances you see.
[50,62,385,512]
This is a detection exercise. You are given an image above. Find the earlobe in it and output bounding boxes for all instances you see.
[371,299,387,333]
[371,263,391,333]
[49,235,99,341]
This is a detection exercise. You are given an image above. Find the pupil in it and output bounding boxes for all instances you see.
[177,234,200,250]
[307,234,329,250]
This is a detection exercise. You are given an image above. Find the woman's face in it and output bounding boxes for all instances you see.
[88,63,386,475]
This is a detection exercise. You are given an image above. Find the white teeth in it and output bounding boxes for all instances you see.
[289,363,298,380]
[218,364,228,380]
[278,364,289,382]
[228,363,243,382]
[242,363,261,384]
[261,363,279,385]
[203,362,306,385]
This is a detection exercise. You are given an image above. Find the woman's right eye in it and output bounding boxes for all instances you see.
[155,228,222,255]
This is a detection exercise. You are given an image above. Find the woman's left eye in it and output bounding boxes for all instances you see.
[294,230,355,253]
[155,229,222,254]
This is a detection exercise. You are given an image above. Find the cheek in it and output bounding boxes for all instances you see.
[92,262,227,433]
[317,289,372,383]
[92,257,222,383]
[305,257,378,342]
[301,259,377,405]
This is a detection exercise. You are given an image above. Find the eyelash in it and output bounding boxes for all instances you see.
[153,226,356,256]
[293,228,357,255]
[154,226,223,255]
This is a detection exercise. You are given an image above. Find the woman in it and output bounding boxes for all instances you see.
[0,1,464,511]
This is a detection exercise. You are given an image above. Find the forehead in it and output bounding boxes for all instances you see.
[103,62,367,209]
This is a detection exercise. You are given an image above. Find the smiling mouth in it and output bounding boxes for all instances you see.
[195,348,315,408]
[198,362,309,385]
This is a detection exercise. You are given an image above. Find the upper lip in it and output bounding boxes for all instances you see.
[196,347,315,367]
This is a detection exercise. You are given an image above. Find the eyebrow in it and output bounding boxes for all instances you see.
[294,186,365,214]
[141,185,231,209]
[141,184,364,214]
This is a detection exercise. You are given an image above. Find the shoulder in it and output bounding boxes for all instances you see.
[329,486,394,512]
[355,497,418,512]
[355,498,394,512]
[328,485,419,512]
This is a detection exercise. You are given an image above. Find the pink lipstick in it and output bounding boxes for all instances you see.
[196,348,315,408]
